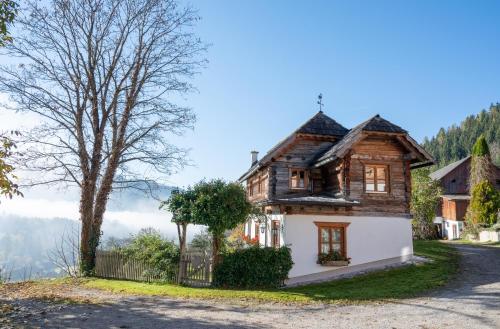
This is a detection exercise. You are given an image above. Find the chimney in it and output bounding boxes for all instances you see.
[251,150,259,165]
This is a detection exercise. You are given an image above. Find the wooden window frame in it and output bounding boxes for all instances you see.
[248,175,267,197]
[289,168,309,190]
[363,164,390,194]
[313,222,350,258]
[271,220,280,248]
[254,222,260,240]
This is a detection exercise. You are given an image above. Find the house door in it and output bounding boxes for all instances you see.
[452,224,458,240]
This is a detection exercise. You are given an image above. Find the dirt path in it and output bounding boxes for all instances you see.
[2,243,499,329]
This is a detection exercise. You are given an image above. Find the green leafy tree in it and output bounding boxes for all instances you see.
[0,0,17,46]
[160,188,196,282]
[161,188,196,255]
[191,179,252,264]
[0,132,22,201]
[411,168,442,239]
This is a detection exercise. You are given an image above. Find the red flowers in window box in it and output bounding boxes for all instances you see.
[241,234,259,246]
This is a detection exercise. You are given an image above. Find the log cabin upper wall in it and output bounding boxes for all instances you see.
[348,135,412,215]
[244,134,415,217]
[271,136,336,199]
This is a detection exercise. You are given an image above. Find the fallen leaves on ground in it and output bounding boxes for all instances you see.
[0,280,102,304]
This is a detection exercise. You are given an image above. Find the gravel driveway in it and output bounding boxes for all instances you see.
[2,243,499,329]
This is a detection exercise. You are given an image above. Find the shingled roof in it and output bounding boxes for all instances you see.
[296,111,348,137]
[238,111,347,181]
[430,156,471,181]
[239,112,433,182]
[361,114,407,133]
[313,115,430,168]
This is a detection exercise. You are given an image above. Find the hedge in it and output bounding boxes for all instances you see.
[212,246,293,288]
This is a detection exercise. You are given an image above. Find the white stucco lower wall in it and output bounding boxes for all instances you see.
[440,218,464,240]
[284,215,413,278]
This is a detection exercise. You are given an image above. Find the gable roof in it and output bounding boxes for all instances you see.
[239,113,434,182]
[238,111,347,182]
[313,115,432,168]
[430,156,471,181]
[360,114,407,134]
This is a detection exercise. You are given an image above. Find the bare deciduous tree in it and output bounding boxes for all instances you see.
[0,0,206,275]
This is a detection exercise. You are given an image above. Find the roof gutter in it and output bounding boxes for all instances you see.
[238,164,262,183]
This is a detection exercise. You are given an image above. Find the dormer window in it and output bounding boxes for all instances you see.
[290,169,308,190]
[365,165,388,193]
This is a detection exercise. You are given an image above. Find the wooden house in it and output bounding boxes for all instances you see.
[239,111,433,285]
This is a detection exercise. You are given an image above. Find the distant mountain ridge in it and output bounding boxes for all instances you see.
[422,104,499,168]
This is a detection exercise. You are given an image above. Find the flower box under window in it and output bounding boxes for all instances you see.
[319,260,350,267]
[317,251,351,267]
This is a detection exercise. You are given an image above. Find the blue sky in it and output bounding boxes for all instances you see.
[2,1,500,189]
[168,0,500,187]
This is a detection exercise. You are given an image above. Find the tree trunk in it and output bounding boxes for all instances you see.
[79,181,97,276]
[177,222,187,284]
[79,217,101,276]
[212,234,221,266]
[78,168,114,276]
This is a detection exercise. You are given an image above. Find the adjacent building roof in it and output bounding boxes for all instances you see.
[430,156,471,181]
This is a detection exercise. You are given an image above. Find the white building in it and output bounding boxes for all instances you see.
[240,111,433,285]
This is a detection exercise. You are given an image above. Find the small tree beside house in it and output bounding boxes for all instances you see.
[411,168,442,239]
[161,188,196,282]
[191,179,253,265]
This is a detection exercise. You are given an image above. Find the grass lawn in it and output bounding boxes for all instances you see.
[452,240,500,248]
[81,240,458,304]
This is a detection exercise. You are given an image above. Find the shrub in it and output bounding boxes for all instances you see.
[212,247,293,288]
[121,228,180,281]
[466,180,500,227]
[411,168,442,239]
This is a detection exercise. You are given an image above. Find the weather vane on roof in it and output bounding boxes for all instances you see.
[317,93,324,112]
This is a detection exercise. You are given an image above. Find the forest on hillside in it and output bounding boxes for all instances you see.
[422,104,499,168]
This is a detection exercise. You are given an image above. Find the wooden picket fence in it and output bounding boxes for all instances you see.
[178,251,212,287]
[94,250,212,286]
[94,250,177,283]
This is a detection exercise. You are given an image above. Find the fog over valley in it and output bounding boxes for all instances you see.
[0,185,201,281]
